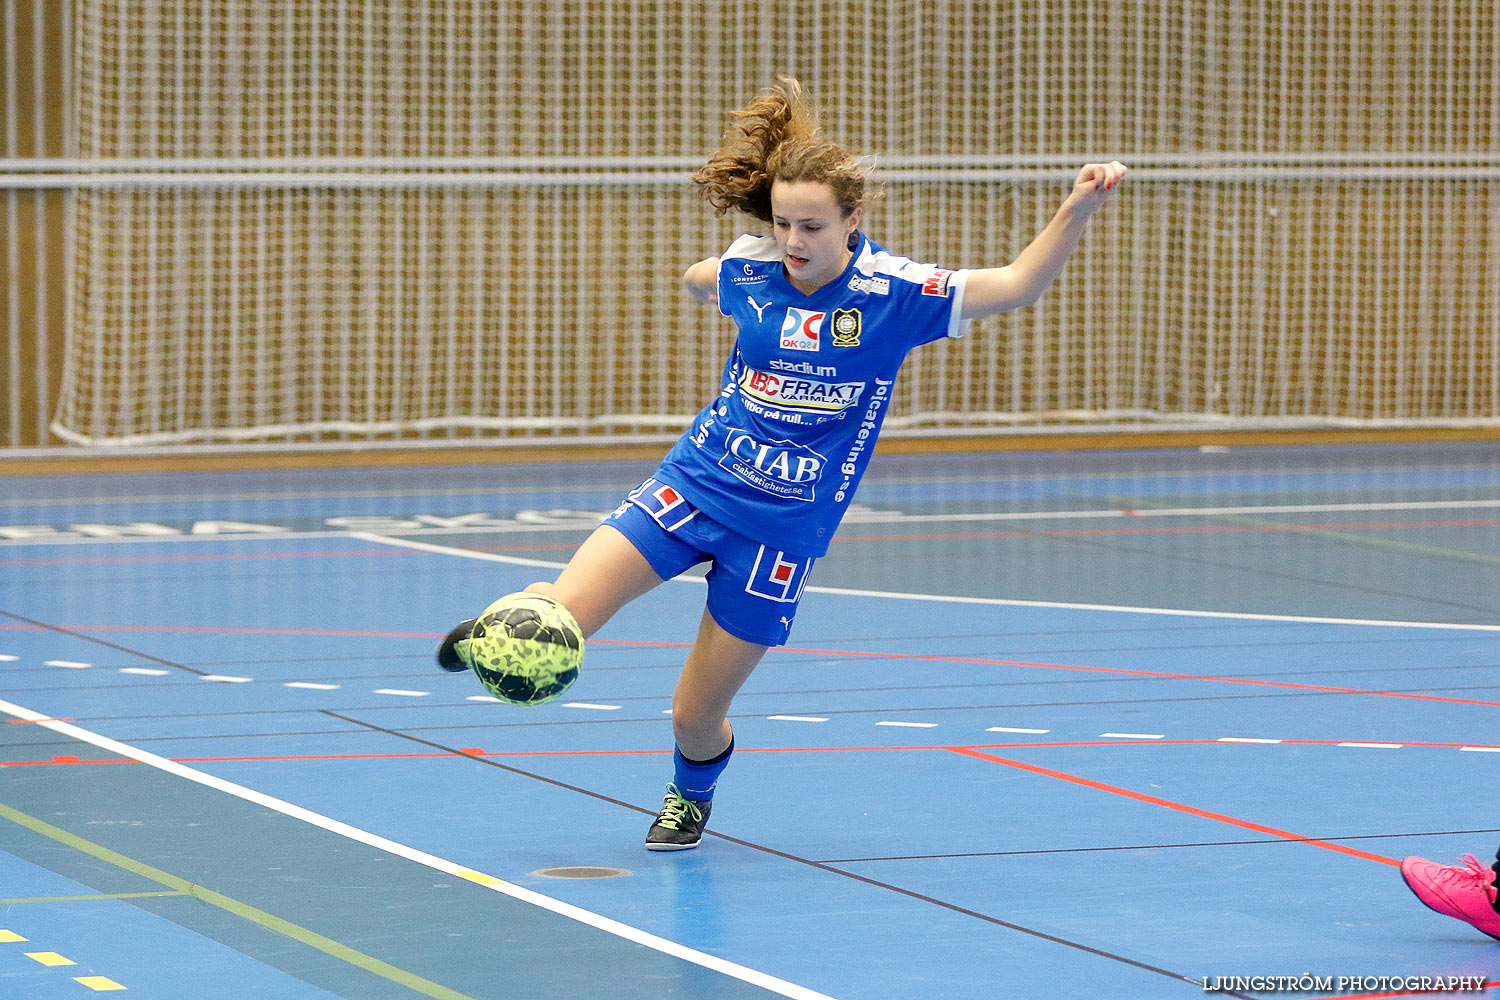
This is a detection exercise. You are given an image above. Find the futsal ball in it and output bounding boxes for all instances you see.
[465,592,584,706]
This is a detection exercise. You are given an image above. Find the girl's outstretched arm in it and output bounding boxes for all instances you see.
[683,257,721,305]
[960,161,1127,320]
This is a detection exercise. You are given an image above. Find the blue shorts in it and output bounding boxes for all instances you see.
[605,478,815,647]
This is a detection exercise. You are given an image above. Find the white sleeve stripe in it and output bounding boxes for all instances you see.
[859,250,956,288]
[716,257,731,317]
[724,233,779,262]
[946,269,972,339]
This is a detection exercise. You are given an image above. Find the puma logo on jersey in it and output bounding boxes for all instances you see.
[747,295,771,322]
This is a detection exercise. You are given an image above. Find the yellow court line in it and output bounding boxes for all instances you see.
[26,950,77,966]
[1253,522,1500,567]
[73,976,127,991]
[0,891,186,904]
[1109,494,1500,567]
[0,801,480,1000]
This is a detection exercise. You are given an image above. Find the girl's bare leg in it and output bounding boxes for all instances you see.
[524,524,664,638]
[669,607,768,760]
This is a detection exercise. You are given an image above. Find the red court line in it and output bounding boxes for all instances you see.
[1303,984,1498,1000]
[775,645,1500,709]
[5,515,1496,568]
[948,746,1402,867]
[0,543,577,567]
[5,738,1495,768]
[0,548,409,567]
[0,623,442,638]
[836,516,1500,544]
[5,624,1497,708]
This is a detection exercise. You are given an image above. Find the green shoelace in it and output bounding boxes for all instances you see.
[656,784,705,830]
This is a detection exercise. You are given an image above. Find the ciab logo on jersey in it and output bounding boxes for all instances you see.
[717,430,827,502]
[779,307,824,352]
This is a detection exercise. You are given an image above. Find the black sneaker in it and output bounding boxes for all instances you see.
[645,783,712,851]
[434,618,478,672]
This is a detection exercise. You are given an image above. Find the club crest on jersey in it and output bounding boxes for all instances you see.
[831,308,861,347]
[779,308,824,352]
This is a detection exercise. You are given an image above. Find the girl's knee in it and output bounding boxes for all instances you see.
[670,697,726,741]
[524,580,604,638]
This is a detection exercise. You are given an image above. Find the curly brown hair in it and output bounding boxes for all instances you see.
[691,78,871,223]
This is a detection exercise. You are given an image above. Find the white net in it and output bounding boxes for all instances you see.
[54,0,1500,447]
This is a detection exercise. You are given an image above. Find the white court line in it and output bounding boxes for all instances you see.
[1337,742,1404,749]
[1099,733,1164,740]
[119,668,170,677]
[350,533,571,571]
[1461,746,1500,752]
[351,532,1500,633]
[140,499,1500,535]
[11,495,1500,549]
[562,703,621,711]
[985,727,1051,734]
[768,715,830,723]
[6,478,1494,511]
[374,689,429,698]
[45,660,91,668]
[875,721,938,729]
[285,682,340,691]
[836,497,1500,526]
[0,696,842,1000]
[1217,737,1283,744]
[201,674,253,684]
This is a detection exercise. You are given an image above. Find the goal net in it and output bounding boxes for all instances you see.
[53,0,1500,447]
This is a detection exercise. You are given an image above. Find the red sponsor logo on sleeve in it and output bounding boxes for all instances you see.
[921,269,953,297]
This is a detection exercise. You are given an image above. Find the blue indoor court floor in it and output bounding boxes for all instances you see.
[1,440,1498,999]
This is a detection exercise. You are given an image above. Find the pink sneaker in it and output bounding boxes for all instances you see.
[1401,854,1500,941]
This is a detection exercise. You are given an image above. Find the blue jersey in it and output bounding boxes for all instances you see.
[653,232,970,557]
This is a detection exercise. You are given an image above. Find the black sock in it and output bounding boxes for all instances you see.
[1491,849,1500,914]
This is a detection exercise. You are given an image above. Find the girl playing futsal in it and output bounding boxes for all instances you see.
[439,78,1125,850]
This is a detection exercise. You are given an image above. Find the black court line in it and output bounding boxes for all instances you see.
[17,685,1498,749]
[14,663,1482,709]
[0,608,210,676]
[795,634,1500,654]
[10,662,1495,703]
[817,829,1500,864]
[321,709,1250,999]
[9,662,1499,726]
[1059,534,1500,617]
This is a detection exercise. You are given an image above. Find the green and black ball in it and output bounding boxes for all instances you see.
[463,592,584,706]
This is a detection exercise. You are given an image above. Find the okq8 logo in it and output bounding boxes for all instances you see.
[779,308,824,353]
